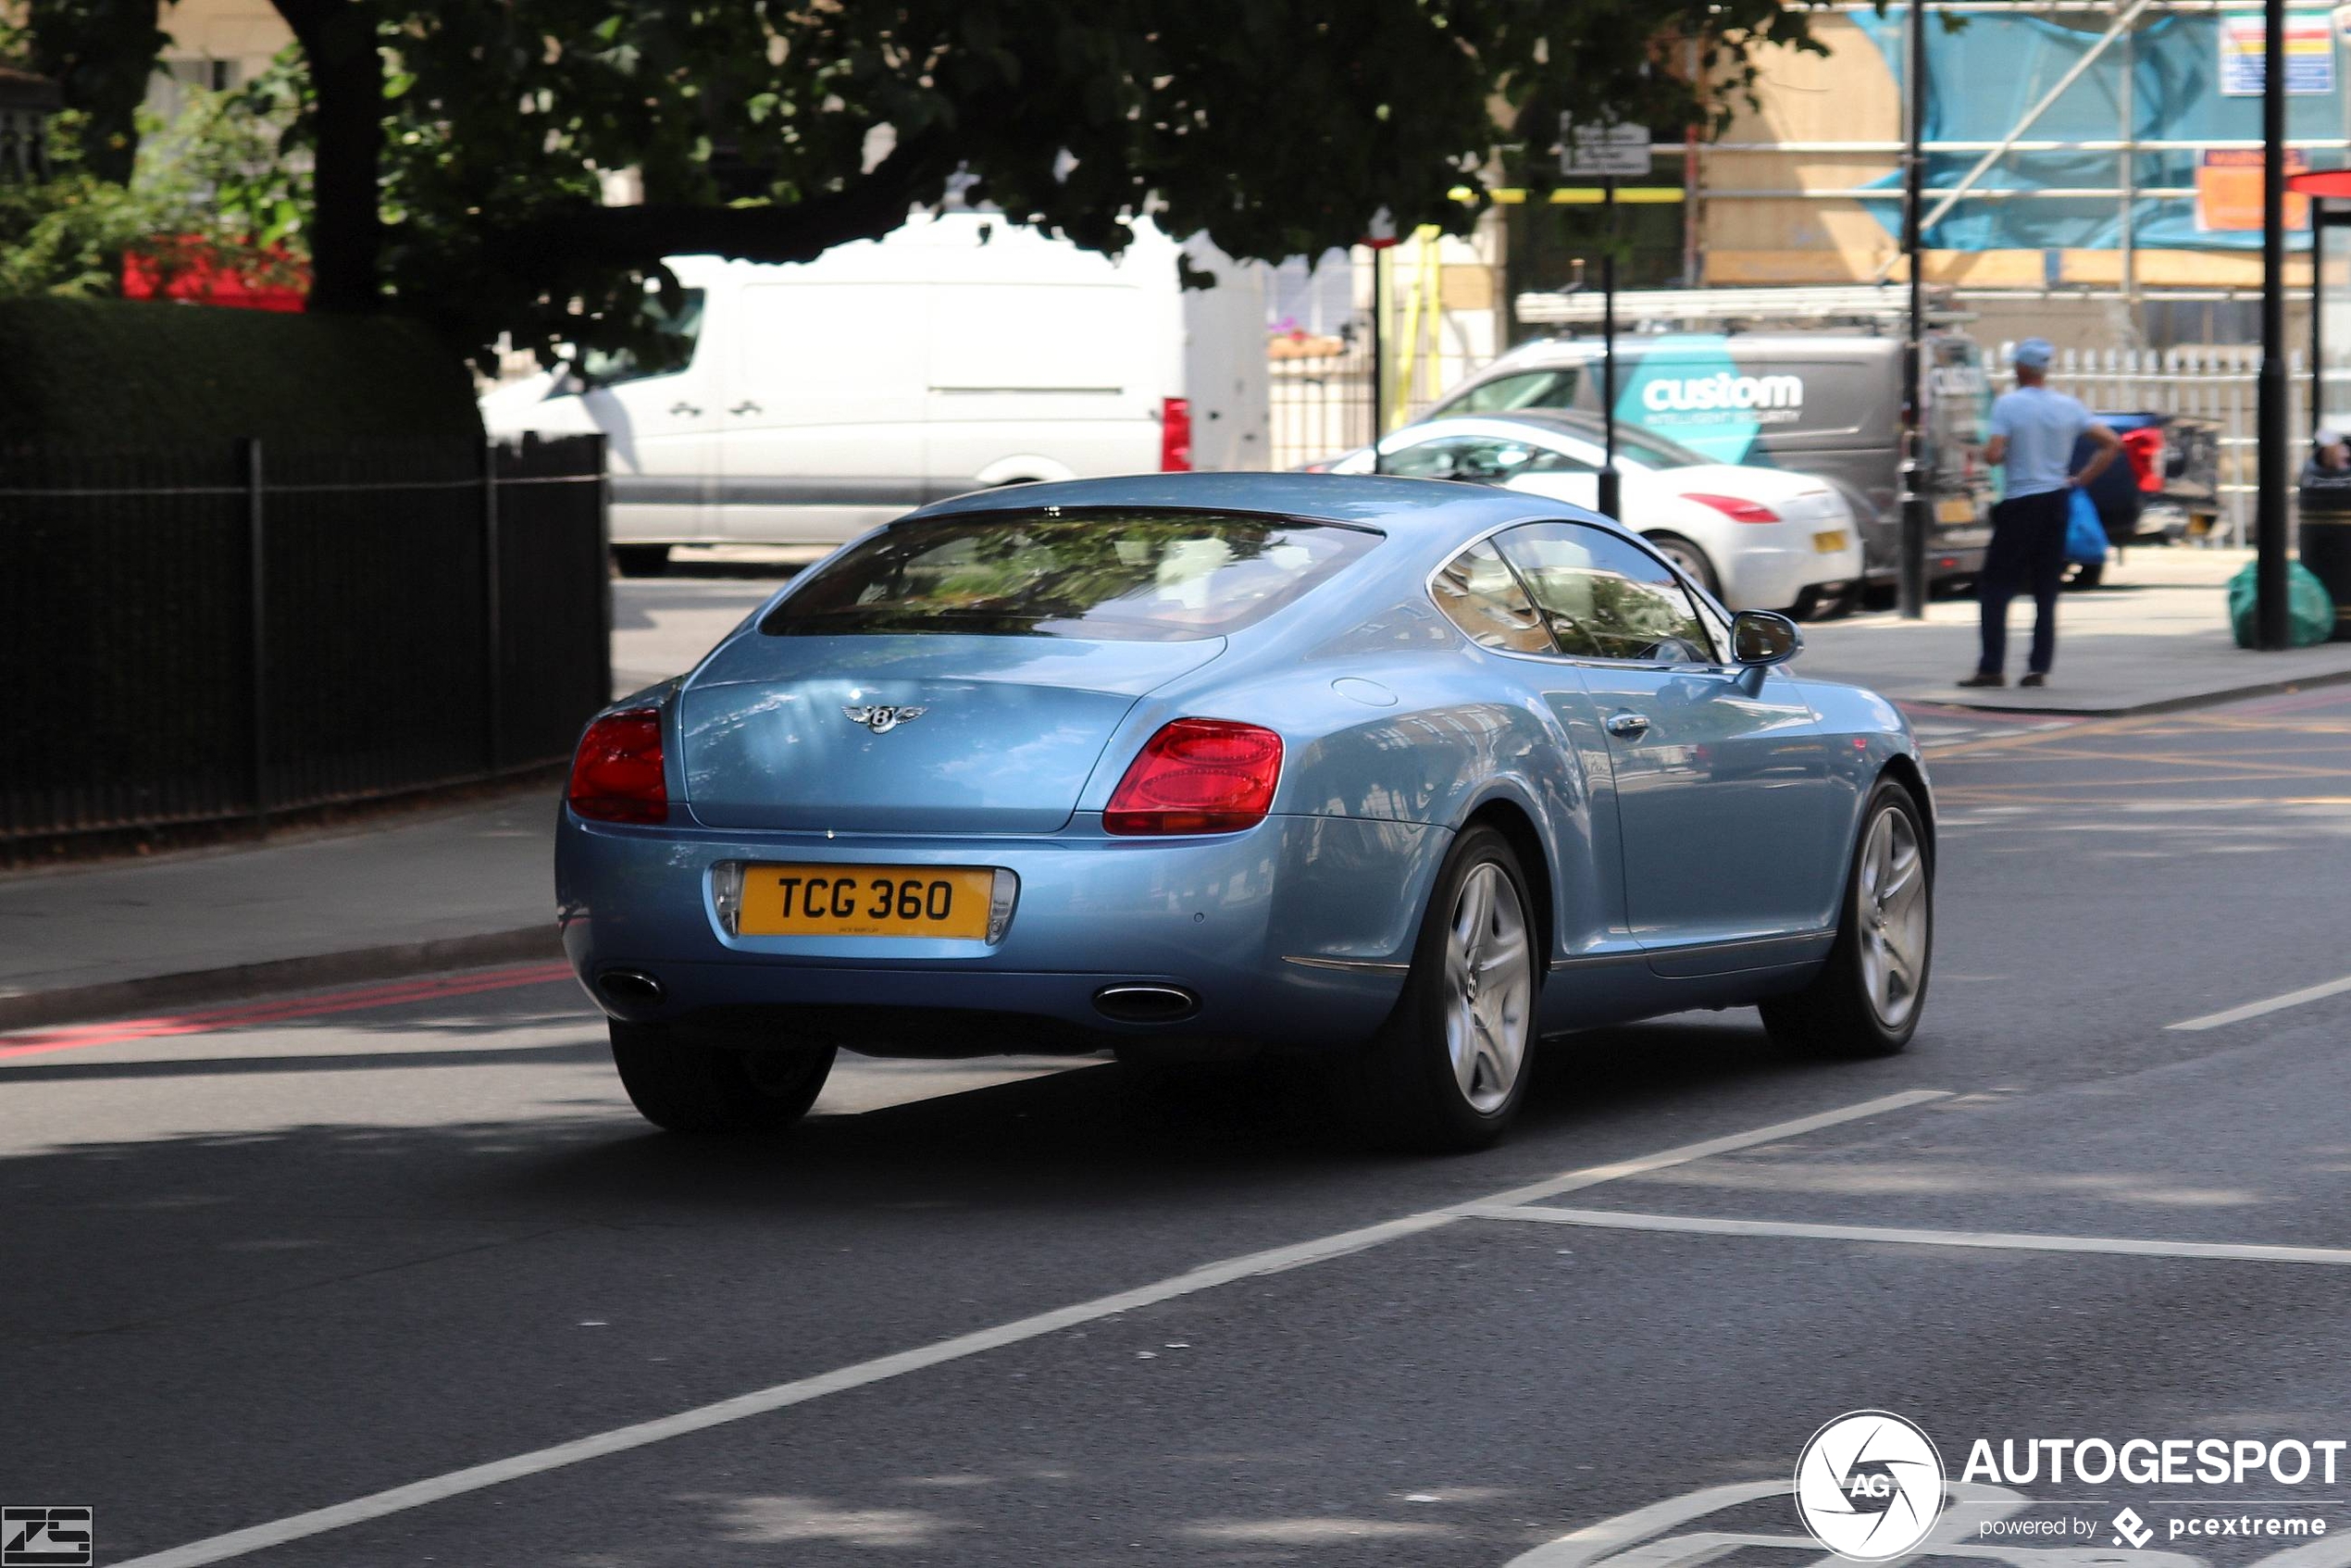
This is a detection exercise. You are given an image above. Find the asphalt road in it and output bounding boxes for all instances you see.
[9,685,2351,1568]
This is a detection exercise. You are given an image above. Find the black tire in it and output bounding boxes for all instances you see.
[609,1020,835,1133]
[1349,825,1542,1152]
[614,544,673,578]
[1760,778,1932,1059]
[1643,531,1721,601]
[2066,561,2104,591]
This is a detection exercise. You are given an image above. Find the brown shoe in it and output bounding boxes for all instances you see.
[2020,671,2047,689]
[1955,672,2005,689]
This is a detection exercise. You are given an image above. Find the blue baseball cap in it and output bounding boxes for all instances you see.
[2013,337,2054,369]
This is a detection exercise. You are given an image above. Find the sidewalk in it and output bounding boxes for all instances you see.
[1795,547,2351,715]
[8,545,2347,1033]
[0,794,558,1030]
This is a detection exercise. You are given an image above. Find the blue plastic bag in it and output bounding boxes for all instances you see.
[2064,487,2108,566]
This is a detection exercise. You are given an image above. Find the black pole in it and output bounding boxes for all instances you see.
[2258,0,2290,649]
[1370,247,1387,475]
[1898,0,1930,619]
[482,434,503,776]
[246,436,268,821]
[1598,176,1622,521]
[2314,199,2328,429]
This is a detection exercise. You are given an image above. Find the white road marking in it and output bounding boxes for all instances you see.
[2168,974,2351,1031]
[1466,1203,2351,1267]
[112,1088,1947,1567]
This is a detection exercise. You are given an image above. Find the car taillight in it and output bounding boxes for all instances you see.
[1160,396,1193,471]
[1683,492,1781,524]
[1103,718,1281,835]
[2121,427,2164,492]
[568,710,666,824]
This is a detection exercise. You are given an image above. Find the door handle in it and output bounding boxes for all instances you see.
[1605,711,1650,739]
[668,401,703,417]
[728,400,763,416]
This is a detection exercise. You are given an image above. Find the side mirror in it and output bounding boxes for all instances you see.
[1731,609,1803,666]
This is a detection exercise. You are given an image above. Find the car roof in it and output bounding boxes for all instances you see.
[905,470,1580,534]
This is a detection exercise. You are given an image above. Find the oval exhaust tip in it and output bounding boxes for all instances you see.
[598,969,664,1006]
[1093,983,1199,1024]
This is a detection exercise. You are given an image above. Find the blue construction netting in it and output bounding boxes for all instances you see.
[1852,8,2345,252]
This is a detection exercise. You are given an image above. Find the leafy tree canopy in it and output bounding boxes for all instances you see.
[10,1,1819,371]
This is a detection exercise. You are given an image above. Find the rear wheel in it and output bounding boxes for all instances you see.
[1350,825,1539,1151]
[609,1020,835,1133]
[2065,561,2105,591]
[1642,531,1721,600]
[613,544,672,578]
[1760,778,1931,1058]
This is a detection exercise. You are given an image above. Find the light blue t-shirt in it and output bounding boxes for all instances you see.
[1989,386,2091,499]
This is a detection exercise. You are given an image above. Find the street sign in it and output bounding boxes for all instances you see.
[2220,11,2334,94]
[1558,118,1652,179]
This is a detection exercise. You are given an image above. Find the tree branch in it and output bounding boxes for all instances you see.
[492,128,960,274]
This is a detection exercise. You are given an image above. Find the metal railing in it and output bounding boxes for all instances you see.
[0,434,610,852]
[1268,339,1489,470]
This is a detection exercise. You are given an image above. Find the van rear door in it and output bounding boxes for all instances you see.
[925,278,1160,488]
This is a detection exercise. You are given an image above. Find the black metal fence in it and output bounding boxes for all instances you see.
[1,434,609,851]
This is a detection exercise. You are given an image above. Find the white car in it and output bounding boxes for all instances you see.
[1320,412,1864,615]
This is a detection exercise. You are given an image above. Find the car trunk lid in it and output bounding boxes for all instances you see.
[678,633,1223,833]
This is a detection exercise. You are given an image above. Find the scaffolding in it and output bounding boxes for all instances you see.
[1690,0,2347,308]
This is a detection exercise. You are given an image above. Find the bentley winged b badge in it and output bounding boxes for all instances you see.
[843,704,927,735]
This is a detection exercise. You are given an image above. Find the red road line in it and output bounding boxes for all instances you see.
[0,961,579,1061]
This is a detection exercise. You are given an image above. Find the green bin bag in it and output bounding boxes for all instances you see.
[2229,562,2338,648]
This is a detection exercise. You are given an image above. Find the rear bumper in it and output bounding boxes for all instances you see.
[1719,532,1865,612]
[554,811,1440,1055]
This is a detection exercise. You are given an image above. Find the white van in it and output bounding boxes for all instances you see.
[480,212,1270,573]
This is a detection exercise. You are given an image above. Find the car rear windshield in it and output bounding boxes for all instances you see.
[761,509,1379,641]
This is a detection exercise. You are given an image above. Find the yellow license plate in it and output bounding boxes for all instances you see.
[1937,497,1979,524]
[740,865,994,939]
[1811,529,1850,554]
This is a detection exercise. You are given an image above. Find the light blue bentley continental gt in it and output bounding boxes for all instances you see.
[558,472,1933,1150]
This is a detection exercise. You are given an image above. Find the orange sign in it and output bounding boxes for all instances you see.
[2196,148,2311,231]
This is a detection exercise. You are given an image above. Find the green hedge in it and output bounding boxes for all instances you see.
[0,299,482,446]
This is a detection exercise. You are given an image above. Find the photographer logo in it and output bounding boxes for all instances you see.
[1795,1411,1947,1561]
[1,1507,92,1568]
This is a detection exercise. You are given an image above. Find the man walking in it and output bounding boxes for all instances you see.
[1959,338,2121,689]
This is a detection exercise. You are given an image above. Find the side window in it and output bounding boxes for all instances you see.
[1447,369,1579,416]
[1430,540,1553,654]
[1494,522,1715,664]
[1520,445,1598,476]
[1384,436,1545,486]
[575,288,706,386]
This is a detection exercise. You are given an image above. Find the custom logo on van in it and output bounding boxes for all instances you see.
[1640,372,1805,414]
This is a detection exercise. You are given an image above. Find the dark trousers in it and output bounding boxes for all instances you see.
[1977,489,2071,677]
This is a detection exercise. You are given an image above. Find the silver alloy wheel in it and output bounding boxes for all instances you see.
[1646,535,1717,596]
[1856,803,1928,1028]
[1444,862,1535,1114]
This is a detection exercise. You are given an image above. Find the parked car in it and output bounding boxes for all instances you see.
[1310,412,1864,616]
[558,472,1936,1151]
[1422,330,1996,597]
[479,212,1270,575]
[2065,411,2224,586]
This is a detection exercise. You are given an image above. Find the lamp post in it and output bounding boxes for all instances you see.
[2257,0,2290,649]
[1898,0,1931,621]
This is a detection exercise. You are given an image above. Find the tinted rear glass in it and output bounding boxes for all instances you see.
[762,510,1378,641]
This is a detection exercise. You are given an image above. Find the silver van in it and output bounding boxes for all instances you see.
[1424,330,1993,596]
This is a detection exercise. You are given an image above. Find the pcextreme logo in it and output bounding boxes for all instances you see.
[1795,1410,1948,1562]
